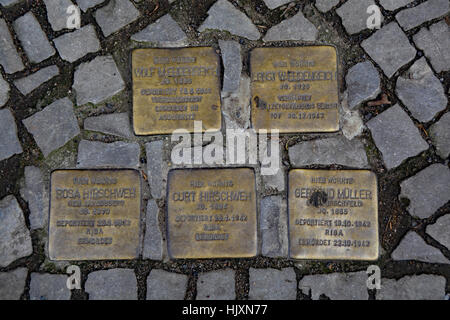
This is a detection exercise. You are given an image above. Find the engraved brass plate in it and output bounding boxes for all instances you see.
[288,170,378,260]
[251,46,339,133]
[167,168,257,259]
[49,170,141,260]
[132,47,221,135]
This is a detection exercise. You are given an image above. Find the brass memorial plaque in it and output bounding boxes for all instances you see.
[251,46,339,133]
[288,170,378,260]
[132,47,221,135]
[167,168,257,259]
[49,170,141,260]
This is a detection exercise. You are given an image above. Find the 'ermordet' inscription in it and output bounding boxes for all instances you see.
[167,168,257,259]
[289,170,379,260]
[132,47,221,135]
[49,170,141,261]
[251,46,339,133]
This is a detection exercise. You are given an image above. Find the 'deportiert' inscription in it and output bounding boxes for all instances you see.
[49,170,141,261]
[251,46,339,133]
[289,170,378,260]
[132,47,221,135]
[167,168,257,259]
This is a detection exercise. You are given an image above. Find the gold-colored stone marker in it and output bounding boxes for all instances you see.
[251,46,339,133]
[132,47,222,135]
[49,169,141,261]
[167,168,257,259]
[288,169,378,260]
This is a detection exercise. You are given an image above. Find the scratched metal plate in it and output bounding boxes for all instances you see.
[288,169,378,260]
[133,47,221,135]
[251,46,339,133]
[49,169,141,261]
[167,168,257,259]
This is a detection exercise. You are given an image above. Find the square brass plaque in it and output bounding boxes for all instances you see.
[251,46,339,133]
[49,169,141,261]
[167,168,257,259]
[132,47,222,135]
[288,170,378,260]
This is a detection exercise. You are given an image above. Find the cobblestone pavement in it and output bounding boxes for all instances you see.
[0,0,449,300]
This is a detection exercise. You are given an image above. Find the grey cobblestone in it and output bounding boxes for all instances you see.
[299,272,369,300]
[76,0,105,12]
[143,199,163,260]
[84,112,133,138]
[85,269,137,300]
[346,61,381,109]
[260,196,288,258]
[77,140,140,168]
[399,164,450,219]
[29,273,71,300]
[222,75,251,129]
[13,12,55,64]
[366,105,428,170]
[429,112,450,159]
[260,139,285,191]
[147,270,187,300]
[196,269,235,300]
[264,11,318,42]
[0,0,21,7]
[0,18,25,74]
[0,268,27,300]
[199,0,260,40]
[379,0,414,11]
[0,72,10,106]
[43,0,74,31]
[73,55,125,105]
[289,136,369,168]
[0,195,32,268]
[0,108,22,161]
[249,268,296,300]
[23,98,80,157]
[339,91,365,140]
[146,140,168,199]
[413,21,450,73]
[131,14,188,47]
[263,0,292,10]
[396,58,447,123]
[377,274,446,300]
[20,166,48,230]
[427,214,450,250]
[396,0,449,31]
[14,65,59,95]
[392,231,449,264]
[219,40,241,93]
[337,0,381,35]
[315,0,339,13]
[54,24,101,63]
[94,0,140,37]
[361,22,416,78]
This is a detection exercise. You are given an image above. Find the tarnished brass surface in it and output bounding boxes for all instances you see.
[288,170,378,260]
[251,46,339,133]
[132,47,221,135]
[49,170,141,261]
[167,168,257,259]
